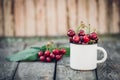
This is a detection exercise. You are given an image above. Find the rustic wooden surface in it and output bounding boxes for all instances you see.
[25,0,36,36]
[4,0,14,36]
[46,0,57,36]
[35,0,46,36]
[0,0,120,37]
[14,0,25,36]
[0,0,3,36]
[97,41,120,80]
[0,41,25,80]
[0,38,120,80]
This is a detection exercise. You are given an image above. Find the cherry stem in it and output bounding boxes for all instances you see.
[89,24,90,34]
[76,26,81,34]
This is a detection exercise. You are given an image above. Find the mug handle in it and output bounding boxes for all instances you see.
[97,47,107,63]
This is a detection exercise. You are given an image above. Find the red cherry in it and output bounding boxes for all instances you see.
[60,48,66,54]
[55,55,62,61]
[46,57,51,62]
[50,53,55,59]
[73,35,80,43]
[52,49,60,55]
[44,50,50,57]
[67,29,75,37]
[38,51,43,57]
[83,35,90,43]
[79,36,84,42]
[78,30,85,36]
[69,37,73,43]
[39,56,45,61]
[95,38,99,43]
[89,32,97,40]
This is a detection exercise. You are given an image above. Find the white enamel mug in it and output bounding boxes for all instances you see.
[70,43,107,70]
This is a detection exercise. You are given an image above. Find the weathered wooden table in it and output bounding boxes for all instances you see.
[0,38,120,80]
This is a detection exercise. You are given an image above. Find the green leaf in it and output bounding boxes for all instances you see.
[30,47,41,50]
[31,45,46,52]
[40,45,46,51]
[6,48,40,61]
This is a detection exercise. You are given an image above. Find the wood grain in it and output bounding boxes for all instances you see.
[14,0,25,36]
[57,57,96,80]
[88,0,98,31]
[77,0,88,25]
[0,42,25,80]
[46,0,57,36]
[106,0,113,33]
[98,0,107,34]
[0,0,120,37]
[4,0,14,36]
[35,0,46,36]
[14,62,55,80]
[67,0,77,30]
[24,0,36,36]
[57,0,67,35]
[0,0,3,36]
[97,42,120,80]
[112,0,119,33]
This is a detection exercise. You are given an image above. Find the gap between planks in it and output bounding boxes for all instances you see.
[12,43,28,80]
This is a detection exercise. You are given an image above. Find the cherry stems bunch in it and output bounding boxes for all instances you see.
[67,22,98,44]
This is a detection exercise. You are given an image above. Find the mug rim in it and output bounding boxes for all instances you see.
[70,43,97,45]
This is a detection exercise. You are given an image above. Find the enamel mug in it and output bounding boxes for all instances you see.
[70,43,107,70]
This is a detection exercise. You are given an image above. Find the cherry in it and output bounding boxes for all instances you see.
[55,55,62,61]
[78,30,85,36]
[39,56,45,61]
[38,51,43,57]
[46,57,51,62]
[95,38,99,43]
[69,37,73,43]
[89,32,97,40]
[67,29,75,37]
[83,35,90,43]
[50,53,55,59]
[44,50,50,57]
[79,36,84,42]
[60,48,66,54]
[52,49,60,55]
[73,35,80,43]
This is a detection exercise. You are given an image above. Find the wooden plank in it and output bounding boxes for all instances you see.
[98,0,108,34]
[112,0,119,33]
[14,62,55,80]
[14,0,25,36]
[57,57,96,80]
[77,0,88,25]
[106,0,113,33]
[0,42,25,80]
[0,0,3,36]
[46,0,57,36]
[88,0,98,31]
[119,0,120,33]
[35,0,46,36]
[57,0,67,35]
[98,0,107,34]
[25,0,36,36]
[67,0,77,30]
[4,0,14,36]
[97,42,120,80]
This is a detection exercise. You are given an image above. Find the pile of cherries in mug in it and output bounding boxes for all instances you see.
[67,22,98,44]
